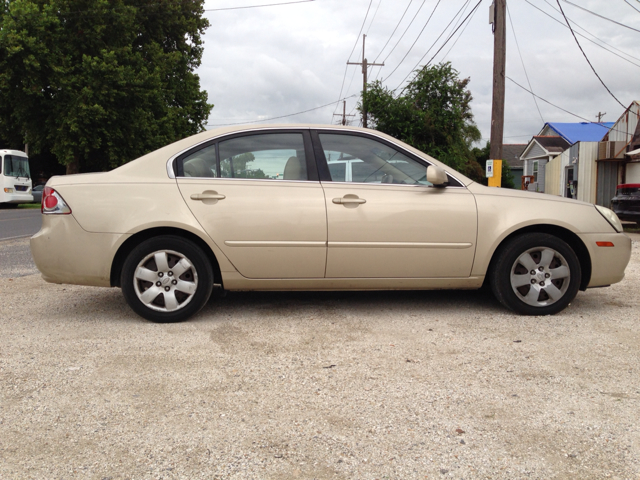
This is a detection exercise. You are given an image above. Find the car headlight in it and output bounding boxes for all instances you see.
[595,205,623,233]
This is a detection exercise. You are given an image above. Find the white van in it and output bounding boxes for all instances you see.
[1,149,33,207]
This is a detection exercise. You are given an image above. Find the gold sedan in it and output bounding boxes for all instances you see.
[31,125,631,322]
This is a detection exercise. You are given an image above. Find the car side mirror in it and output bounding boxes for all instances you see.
[426,165,448,187]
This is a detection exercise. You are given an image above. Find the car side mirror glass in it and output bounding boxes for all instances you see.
[426,165,448,187]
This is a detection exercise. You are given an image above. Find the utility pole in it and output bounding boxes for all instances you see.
[347,34,384,128]
[489,0,506,163]
[596,111,606,122]
[332,100,356,125]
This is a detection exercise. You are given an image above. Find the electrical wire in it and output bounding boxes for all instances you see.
[441,0,479,61]
[559,0,640,34]
[208,95,356,127]
[395,0,482,93]
[204,0,315,12]
[624,0,640,14]
[380,0,442,82]
[365,0,383,35]
[372,0,414,64]
[332,0,374,117]
[538,0,640,65]
[525,0,640,69]
[507,4,544,124]
[372,0,428,81]
[555,0,626,109]
[506,76,634,140]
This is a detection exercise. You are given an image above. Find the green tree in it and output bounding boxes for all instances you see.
[0,0,212,173]
[360,62,484,182]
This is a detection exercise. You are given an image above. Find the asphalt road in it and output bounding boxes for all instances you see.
[0,209,41,278]
[0,208,42,240]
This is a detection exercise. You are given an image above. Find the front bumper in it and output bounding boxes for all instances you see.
[30,214,126,287]
[577,232,632,287]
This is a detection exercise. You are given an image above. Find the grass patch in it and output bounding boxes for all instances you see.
[17,203,41,209]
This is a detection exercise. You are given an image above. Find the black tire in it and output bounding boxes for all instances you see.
[490,233,581,315]
[121,235,214,323]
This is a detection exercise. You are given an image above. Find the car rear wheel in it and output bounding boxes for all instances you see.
[490,233,581,315]
[121,235,213,323]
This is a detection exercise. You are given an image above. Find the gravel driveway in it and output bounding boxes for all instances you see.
[1,240,639,479]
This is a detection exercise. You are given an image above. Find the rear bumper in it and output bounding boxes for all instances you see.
[30,214,125,287]
[3,193,33,204]
[578,232,632,287]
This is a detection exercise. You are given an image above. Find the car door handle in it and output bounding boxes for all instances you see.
[332,196,366,205]
[191,193,226,201]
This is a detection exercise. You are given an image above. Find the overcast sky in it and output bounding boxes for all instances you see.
[198,0,640,146]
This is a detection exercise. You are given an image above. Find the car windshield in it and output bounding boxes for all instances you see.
[2,155,30,178]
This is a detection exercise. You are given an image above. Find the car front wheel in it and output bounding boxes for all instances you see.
[121,235,214,323]
[490,233,581,315]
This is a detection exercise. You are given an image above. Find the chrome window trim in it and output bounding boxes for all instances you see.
[166,126,312,180]
[166,126,467,189]
[176,177,320,184]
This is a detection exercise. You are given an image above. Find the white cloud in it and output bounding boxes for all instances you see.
[199,0,640,145]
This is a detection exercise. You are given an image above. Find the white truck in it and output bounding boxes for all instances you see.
[0,149,33,207]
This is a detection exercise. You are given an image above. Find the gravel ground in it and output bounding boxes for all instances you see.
[1,240,639,480]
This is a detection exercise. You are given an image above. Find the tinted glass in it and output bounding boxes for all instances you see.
[319,134,429,185]
[219,133,307,180]
[182,144,217,178]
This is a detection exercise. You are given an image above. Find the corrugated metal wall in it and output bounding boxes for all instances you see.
[545,153,563,196]
[605,102,640,142]
[577,142,599,203]
[596,162,620,208]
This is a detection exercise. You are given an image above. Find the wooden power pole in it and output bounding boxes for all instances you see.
[489,0,506,163]
[332,100,356,125]
[347,34,384,128]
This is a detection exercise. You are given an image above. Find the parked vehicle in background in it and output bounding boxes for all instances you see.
[30,125,631,323]
[611,184,640,226]
[1,149,33,207]
[31,184,44,204]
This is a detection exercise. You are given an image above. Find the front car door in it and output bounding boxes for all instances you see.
[176,130,327,279]
[314,130,478,279]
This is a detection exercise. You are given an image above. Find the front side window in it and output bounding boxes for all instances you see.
[219,133,307,181]
[3,155,30,178]
[318,133,429,185]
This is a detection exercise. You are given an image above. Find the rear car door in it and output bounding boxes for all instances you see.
[176,130,327,279]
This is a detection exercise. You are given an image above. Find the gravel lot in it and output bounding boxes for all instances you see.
[1,238,639,479]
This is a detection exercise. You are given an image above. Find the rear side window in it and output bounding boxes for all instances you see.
[182,144,217,178]
[219,133,307,181]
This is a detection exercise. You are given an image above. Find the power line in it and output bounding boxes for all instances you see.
[373,0,428,81]
[395,0,482,93]
[624,0,640,14]
[365,0,383,36]
[381,0,442,82]
[559,0,640,34]
[507,4,544,124]
[332,0,374,117]
[555,0,626,109]
[372,0,414,64]
[539,0,640,65]
[441,0,480,60]
[208,95,356,127]
[525,0,640,68]
[203,0,314,12]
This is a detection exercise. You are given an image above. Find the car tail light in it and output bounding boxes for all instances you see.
[42,186,72,215]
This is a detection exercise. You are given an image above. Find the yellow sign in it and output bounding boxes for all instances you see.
[488,159,502,187]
